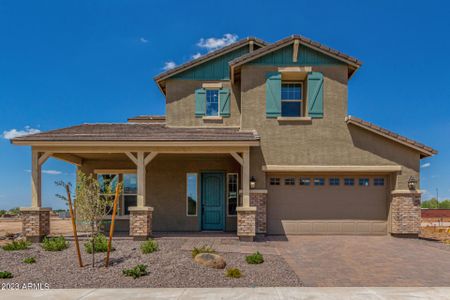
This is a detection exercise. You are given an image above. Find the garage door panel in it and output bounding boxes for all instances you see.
[268,175,388,235]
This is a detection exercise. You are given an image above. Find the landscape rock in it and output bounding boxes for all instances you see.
[194,253,226,269]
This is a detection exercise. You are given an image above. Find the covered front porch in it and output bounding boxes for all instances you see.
[15,139,260,241]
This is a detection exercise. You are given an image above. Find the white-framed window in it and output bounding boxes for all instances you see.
[270,177,280,185]
[284,178,295,185]
[281,82,303,117]
[299,177,311,186]
[227,173,238,216]
[96,173,137,216]
[359,178,370,187]
[329,178,340,186]
[374,178,385,186]
[344,178,355,186]
[186,173,198,216]
[206,89,219,116]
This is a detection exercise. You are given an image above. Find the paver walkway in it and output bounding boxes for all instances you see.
[271,235,450,287]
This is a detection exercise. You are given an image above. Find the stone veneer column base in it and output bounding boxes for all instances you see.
[20,207,51,242]
[237,206,257,242]
[390,190,421,237]
[129,206,153,240]
[249,190,268,234]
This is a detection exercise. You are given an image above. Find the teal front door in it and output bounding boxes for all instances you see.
[201,172,225,231]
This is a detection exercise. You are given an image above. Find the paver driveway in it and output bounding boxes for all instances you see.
[270,235,450,287]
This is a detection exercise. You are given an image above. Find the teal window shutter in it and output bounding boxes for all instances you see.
[195,88,206,117]
[307,72,324,118]
[266,72,281,118]
[219,88,231,117]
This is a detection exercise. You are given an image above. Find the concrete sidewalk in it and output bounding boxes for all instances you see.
[1,287,450,299]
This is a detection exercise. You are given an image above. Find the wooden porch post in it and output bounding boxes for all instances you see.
[31,150,42,208]
[242,150,250,207]
[137,151,145,207]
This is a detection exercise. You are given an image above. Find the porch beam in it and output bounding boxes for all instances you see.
[230,152,243,166]
[38,152,52,166]
[144,152,158,166]
[51,153,83,167]
[136,152,146,207]
[242,150,250,207]
[31,150,41,208]
[125,152,138,165]
[292,39,300,63]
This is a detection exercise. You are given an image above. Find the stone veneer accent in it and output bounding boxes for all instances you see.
[391,190,421,235]
[249,191,267,234]
[237,207,256,241]
[20,207,51,242]
[129,206,153,240]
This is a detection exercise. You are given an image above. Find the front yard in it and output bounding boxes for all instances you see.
[0,237,302,288]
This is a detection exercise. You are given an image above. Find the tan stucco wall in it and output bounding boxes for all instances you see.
[239,64,420,190]
[165,79,241,127]
[80,154,240,232]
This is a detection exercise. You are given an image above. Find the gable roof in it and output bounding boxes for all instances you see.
[346,116,437,158]
[230,35,362,79]
[154,37,267,93]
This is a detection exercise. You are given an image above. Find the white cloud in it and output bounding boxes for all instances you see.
[192,52,202,59]
[25,169,62,175]
[197,34,238,51]
[139,37,148,43]
[3,126,40,139]
[163,61,176,71]
[421,162,431,168]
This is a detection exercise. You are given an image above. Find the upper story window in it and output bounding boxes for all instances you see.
[206,89,219,116]
[281,82,303,117]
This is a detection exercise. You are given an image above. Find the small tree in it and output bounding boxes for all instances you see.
[58,171,121,267]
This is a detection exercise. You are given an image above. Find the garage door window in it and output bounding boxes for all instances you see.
[314,178,325,186]
[329,178,340,186]
[270,177,280,185]
[300,178,310,186]
[359,178,370,186]
[344,178,354,186]
[374,178,385,186]
[284,178,295,185]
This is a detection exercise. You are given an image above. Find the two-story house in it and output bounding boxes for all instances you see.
[13,35,437,242]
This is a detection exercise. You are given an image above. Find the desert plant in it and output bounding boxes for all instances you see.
[84,233,113,254]
[63,171,121,267]
[2,240,31,251]
[191,245,216,258]
[122,264,148,279]
[140,239,159,254]
[226,268,242,278]
[23,257,36,264]
[0,271,13,279]
[245,251,264,264]
[41,236,69,251]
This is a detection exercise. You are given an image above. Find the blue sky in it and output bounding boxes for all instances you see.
[0,0,449,209]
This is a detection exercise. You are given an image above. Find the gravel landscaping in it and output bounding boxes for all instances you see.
[0,238,302,288]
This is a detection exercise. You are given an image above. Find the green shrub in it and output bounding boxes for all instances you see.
[2,240,31,251]
[0,271,13,279]
[226,268,242,278]
[140,239,159,254]
[84,234,113,254]
[122,264,148,279]
[245,251,264,264]
[191,245,215,258]
[23,257,36,264]
[41,236,69,251]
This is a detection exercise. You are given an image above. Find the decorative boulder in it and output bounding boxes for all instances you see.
[194,253,226,269]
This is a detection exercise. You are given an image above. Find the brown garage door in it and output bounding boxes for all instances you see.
[267,175,388,235]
